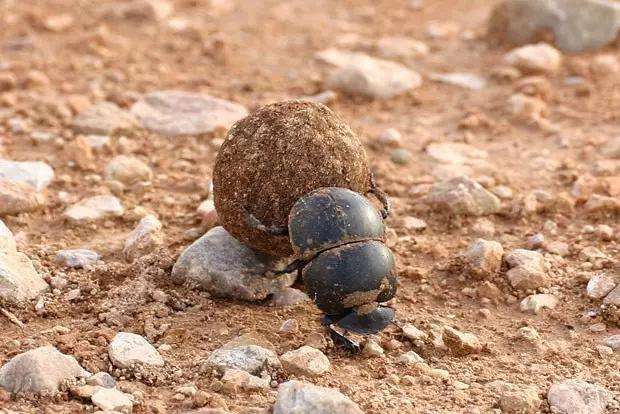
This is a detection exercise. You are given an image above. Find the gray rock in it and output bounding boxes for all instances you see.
[273,380,363,414]
[130,90,247,137]
[171,226,296,301]
[603,285,620,305]
[0,159,54,191]
[430,72,487,90]
[586,273,616,299]
[464,238,504,279]
[0,219,15,251]
[123,214,163,262]
[547,379,612,414]
[0,346,89,394]
[425,176,501,216]
[72,102,137,135]
[91,387,133,413]
[64,195,124,223]
[323,51,422,99]
[205,344,280,375]
[87,372,116,388]
[505,249,548,289]
[604,334,620,351]
[271,287,310,307]
[280,346,331,377]
[108,332,164,368]
[488,0,620,53]
[55,249,99,268]
[0,249,48,304]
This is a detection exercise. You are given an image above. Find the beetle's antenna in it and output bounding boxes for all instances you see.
[368,173,391,219]
[244,209,289,236]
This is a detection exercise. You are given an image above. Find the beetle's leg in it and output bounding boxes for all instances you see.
[263,259,306,279]
[368,172,391,219]
[244,209,289,236]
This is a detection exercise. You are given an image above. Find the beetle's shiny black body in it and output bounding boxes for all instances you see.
[247,182,397,344]
[288,187,397,336]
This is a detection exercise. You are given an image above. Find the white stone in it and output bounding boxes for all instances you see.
[430,72,487,90]
[273,380,363,414]
[520,294,558,314]
[0,159,54,191]
[55,249,99,268]
[377,128,402,147]
[131,90,248,137]
[64,195,124,223]
[324,52,422,99]
[281,346,330,377]
[376,36,429,59]
[108,332,164,369]
[206,343,280,375]
[0,346,89,394]
[398,351,425,365]
[91,387,133,413]
[401,323,428,342]
[547,379,612,414]
[0,249,48,304]
[0,219,16,251]
[586,273,617,299]
[403,216,427,231]
[504,43,562,74]
[123,214,163,262]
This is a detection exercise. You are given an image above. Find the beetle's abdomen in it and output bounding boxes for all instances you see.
[302,240,396,315]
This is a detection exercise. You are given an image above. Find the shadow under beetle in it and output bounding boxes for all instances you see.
[246,175,398,352]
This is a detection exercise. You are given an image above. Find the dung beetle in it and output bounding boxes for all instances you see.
[246,175,397,350]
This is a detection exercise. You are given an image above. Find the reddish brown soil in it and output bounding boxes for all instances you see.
[0,0,618,413]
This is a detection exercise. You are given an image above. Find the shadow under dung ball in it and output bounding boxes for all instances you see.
[213,101,371,257]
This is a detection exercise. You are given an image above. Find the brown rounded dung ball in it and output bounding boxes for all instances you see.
[213,100,372,257]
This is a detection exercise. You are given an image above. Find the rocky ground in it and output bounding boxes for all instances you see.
[0,0,619,413]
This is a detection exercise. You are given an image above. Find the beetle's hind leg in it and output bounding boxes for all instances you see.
[244,208,289,236]
[368,172,391,219]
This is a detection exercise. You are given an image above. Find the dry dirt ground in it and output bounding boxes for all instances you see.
[0,0,619,413]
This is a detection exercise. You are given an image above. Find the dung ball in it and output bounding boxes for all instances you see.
[213,100,371,257]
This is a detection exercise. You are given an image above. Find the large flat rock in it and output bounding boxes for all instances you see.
[171,226,296,301]
[131,90,248,137]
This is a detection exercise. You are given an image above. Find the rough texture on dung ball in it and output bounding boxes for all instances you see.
[213,101,371,257]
